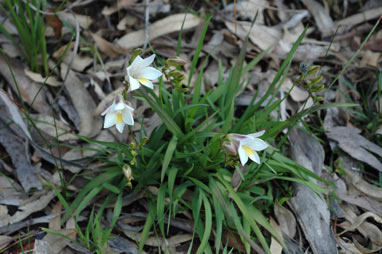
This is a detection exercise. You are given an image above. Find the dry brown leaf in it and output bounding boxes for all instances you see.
[43,229,76,253]
[336,235,364,254]
[269,218,283,254]
[225,0,268,23]
[61,53,93,72]
[0,175,28,206]
[57,12,92,30]
[53,42,74,59]
[117,13,201,49]
[0,235,13,250]
[102,0,137,15]
[33,240,54,254]
[60,63,103,137]
[274,202,296,238]
[340,204,382,246]
[0,55,51,114]
[117,15,138,30]
[341,167,382,201]
[302,0,334,36]
[49,202,62,230]
[1,43,21,58]
[62,130,115,173]
[1,191,56,226]
[280,78,309,102]
[32,114,76,142]
[353,236,382,253]
[0,206,9,227]
[225,21,281,51]
[289,128,337,254]
[336,193,382,216]
[91,33,128,58]
[338,211,382,237]
[24,69,63,87]
[336,7,382,27]
[0,120,42,191]
[360,50,381,67]
[327,127,382,172]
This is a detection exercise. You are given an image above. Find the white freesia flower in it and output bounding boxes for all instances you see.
[227,130,268,166]
[101,94,134,133]
[126,54,162,90]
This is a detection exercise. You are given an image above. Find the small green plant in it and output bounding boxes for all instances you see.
[50,15,353,254]
[45,183,123,253]
[0,0,49,74]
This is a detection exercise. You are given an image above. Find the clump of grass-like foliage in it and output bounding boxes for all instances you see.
[47,16,351,254]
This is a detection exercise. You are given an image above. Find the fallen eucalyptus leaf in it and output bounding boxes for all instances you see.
[0,235,13,250]
[302,0,334,36]
[274,202,296,238]
[0,55,51,114]
[33,240,54,254]
[289,128,337,254]
[340,204,382,246]
[60,63,102,137]
[327,127,382,172]
[0,124,42,191]
[24,69,63,87]
[117,13,201,49]
[92,33,128,58]
[225,21,281,51]
[0,176,28,206]
[341,167,382,201]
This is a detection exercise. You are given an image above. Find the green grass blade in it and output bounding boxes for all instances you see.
[161,135,178,182]
[157,183,166,237]
[138,203,155,254]
[187,14,212,88]
[196,191,212,254]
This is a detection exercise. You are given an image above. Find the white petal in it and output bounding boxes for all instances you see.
[248,130,266,138]
[101,104,113,116]
[104,112,116,128]
[139,67,162,80]
[139,79,153,89]
[141,54,156,67]
[124,103,134,112]
[130,55,145,69]
[248,150,260,164]
[238,145,249,166]
[129,76,141,90]
[116,122,125,133]
[122,108,134,126]
[249,138,268,151]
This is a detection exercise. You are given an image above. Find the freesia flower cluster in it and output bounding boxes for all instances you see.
[102,54,162,134]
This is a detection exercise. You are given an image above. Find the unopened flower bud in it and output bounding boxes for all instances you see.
[223,141,238,157]
[306,65,320,76]
[166,56,187,67]
[122,164,134,188]
[309,76,323,87]
[168,69,185,79]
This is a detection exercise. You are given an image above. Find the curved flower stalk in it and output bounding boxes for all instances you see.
[126,54,162,90]
[102,94,134,133]
[226,130,268,166]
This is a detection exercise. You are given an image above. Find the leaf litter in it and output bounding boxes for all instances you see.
[0,0,381,253]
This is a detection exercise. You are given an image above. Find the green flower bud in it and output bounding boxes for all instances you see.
[306,65,321,76]
[166,56,187,67]
[308,76,323,87]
